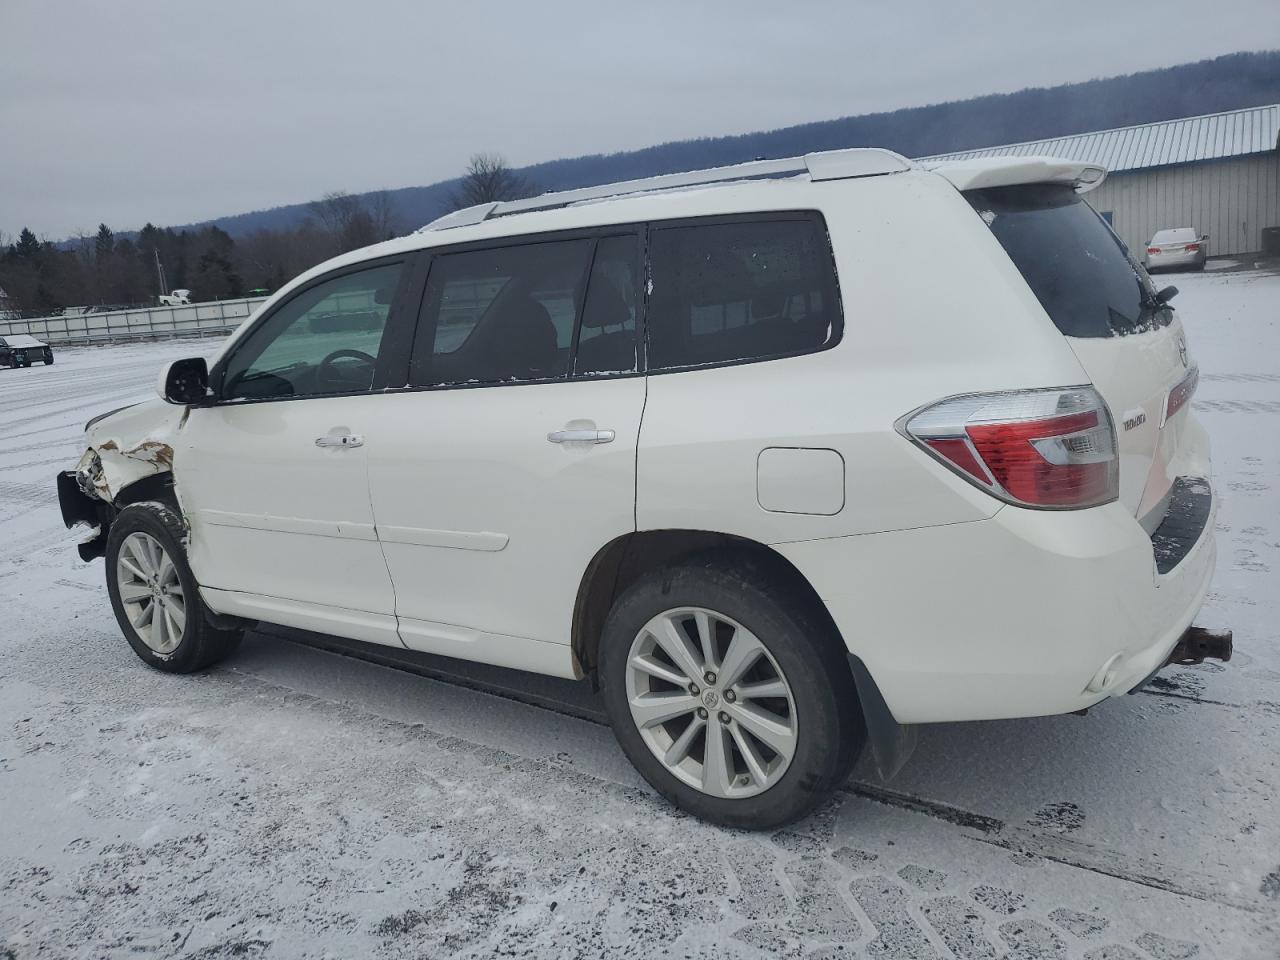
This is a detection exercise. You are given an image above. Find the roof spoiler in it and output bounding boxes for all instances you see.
[923,155,1108,194]
[419,148,913,232]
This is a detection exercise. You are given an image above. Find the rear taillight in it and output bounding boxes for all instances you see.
[900,387,1119,509]
[1184,243,1200,252]
[1146,247,1160,255]
[1164,365,1198,423]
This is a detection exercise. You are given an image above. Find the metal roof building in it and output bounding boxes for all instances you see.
[922,105,1280,258]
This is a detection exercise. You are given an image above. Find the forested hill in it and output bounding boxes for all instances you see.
[193,50,1280,237]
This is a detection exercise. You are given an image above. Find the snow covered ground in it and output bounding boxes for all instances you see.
[1,270,1278,959]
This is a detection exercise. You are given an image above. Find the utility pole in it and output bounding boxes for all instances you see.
[154,249,168,299]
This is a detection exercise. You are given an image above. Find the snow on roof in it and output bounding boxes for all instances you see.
[919,104,1280,174]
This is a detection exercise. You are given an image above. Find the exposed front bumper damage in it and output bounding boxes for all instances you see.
[57,466,109,561]
[56,400,184,560]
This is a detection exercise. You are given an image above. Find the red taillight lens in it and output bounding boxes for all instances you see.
[1146,247,1160,255]
[1165,365,1198,423]
[1184,243,1200,252]
[902,387,1119,509]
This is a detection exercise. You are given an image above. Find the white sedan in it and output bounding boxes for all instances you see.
[1145,227,1208,272]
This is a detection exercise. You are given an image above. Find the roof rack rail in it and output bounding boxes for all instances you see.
[418,148,912,232]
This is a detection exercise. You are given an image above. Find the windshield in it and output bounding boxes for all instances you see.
[966,183,1167,338]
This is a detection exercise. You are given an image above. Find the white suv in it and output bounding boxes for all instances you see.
[59,149,1227,829]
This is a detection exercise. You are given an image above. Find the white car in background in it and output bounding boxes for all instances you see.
[1145,227,1208,271]
[58,150,1230,829]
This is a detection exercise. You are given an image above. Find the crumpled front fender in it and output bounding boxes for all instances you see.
[59,399,189,559]
[81,398,186,502]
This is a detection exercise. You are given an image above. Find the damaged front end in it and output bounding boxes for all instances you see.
[57,400,184,561]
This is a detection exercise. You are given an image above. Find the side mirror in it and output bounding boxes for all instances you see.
[1201,234,1210,241]
[1156,285,1179,305]
[157,357,210,404]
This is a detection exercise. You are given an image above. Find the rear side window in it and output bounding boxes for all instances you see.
[412,239,594,386]
[647,215,841,370]
[575,235,641,376]
[967,185,1166,338]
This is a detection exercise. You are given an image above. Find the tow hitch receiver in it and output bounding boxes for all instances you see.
[1166,626,1233,666]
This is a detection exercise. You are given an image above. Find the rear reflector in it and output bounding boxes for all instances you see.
[900,387,1119,509]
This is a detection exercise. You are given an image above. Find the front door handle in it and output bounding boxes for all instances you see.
[315,435,364,448]
[547,429,615,444]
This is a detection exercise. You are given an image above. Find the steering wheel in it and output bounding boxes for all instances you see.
[316,348,377,389]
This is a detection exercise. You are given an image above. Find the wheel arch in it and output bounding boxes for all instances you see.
[572,529,840,679]
[572,528,916,780]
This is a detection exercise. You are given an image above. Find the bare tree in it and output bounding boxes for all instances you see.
[308,190,400,255]
[366,191,399,240]
[308,191,363,245]
[447,153,537,212]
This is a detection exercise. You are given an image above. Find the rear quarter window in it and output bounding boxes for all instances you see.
[967,184,1168,338]
[646,214,842,370]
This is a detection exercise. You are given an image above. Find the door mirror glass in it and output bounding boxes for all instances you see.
[158,357,210,404]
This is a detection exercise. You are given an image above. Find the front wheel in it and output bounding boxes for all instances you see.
[599,557,864,829]
[105,502,243,672]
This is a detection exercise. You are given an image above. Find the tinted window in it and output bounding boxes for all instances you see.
[646,217,840,370]
[1151,227,1196,244]
[221,262,403,400]
[967,185,1166,338]
[413,240,593,386]
[575,235,641,376]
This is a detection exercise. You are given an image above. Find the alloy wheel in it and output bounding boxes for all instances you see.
[116,531,186,655]
[625,606,797,799]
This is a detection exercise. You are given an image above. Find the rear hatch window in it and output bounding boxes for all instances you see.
[966,184,1168,338]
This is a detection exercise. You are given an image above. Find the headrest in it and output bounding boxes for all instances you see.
[583,281,632,328]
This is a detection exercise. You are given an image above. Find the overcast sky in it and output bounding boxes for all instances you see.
[1,0,1276,239]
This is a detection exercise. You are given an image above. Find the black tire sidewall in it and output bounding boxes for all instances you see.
[105,503,209,672]
[599,561,862,830]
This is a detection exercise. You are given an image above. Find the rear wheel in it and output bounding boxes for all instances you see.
[599,557,863,829]
[105,502,243,673]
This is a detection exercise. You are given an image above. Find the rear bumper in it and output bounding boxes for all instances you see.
[775,483,1217,724]
[1146,250,1203,269]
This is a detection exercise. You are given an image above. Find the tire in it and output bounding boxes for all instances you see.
[599,555,864,829]
[105,501,243,673]
[43,355,53,365]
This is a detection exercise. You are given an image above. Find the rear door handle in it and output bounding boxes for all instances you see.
[547,429,615,444]
[315,435,364,448]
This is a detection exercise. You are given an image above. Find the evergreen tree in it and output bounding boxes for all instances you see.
[14,228,40,260]
[94,224,115,261]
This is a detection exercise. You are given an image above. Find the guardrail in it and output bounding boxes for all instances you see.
[0,296,270,345]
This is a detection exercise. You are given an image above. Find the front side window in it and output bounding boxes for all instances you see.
[220,262,403,400]
[646,216,841,371]
[412,239,594,386]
